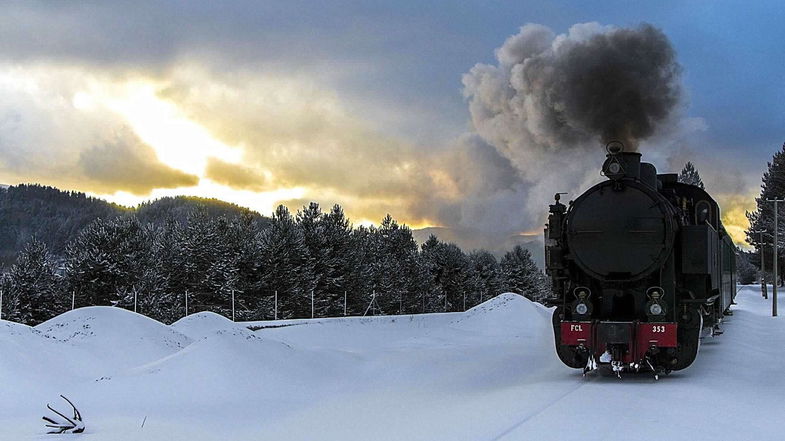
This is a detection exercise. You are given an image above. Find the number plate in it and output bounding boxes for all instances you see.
[637,322,677,347]
[561,321,592,346]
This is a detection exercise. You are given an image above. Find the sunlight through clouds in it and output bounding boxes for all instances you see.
[95,81,242,176]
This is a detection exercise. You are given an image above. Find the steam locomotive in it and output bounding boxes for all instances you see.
[545,142,736,377]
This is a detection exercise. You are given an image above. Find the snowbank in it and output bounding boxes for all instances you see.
[36,306,192,372]
[1,288,782,441]
[171,311,250,340]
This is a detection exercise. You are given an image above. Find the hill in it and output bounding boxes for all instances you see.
[0,186,269,266]
[0,184,126,265]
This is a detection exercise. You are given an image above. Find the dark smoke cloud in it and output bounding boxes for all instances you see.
[459,23,690,235]
[464,22,683,153]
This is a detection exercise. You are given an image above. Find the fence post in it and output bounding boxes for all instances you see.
[344,291,347,316]
[185,290,188,317]
[274,290,278,320]
[463,291,466,312]
[311,289,314,319]
[71,290,75,310]
[231,289,235,322]
[444,291,448,312]
[134,289,137,313]
[0,288,3,320]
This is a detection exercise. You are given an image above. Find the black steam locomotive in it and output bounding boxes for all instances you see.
[545,142,736,377]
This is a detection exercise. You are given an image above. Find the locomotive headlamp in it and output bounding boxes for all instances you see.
[575,303,589,315]
[608,162,621,174]
[649,303,664,316]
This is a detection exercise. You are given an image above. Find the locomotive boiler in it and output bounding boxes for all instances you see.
[545,142,736,378]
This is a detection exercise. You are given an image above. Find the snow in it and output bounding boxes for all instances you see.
[1,287,783,440]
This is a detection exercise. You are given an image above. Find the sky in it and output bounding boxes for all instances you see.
[0,1,783,247]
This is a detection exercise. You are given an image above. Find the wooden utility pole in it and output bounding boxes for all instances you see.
[767,198,784,317]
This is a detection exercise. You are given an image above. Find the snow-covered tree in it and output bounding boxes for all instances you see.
[0,238,63,324]
[500,245,546,300]
[468,250,502,305]
[372,215,421,314]
[747,143,785,283]
[258,205,314,319]
[736,251,757,285]
[678,161,705,189]
[63,217,151,307]
[420,235,473,312]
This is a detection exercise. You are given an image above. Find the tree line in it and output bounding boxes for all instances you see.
[0,202,547,325]
[746,143,785,285]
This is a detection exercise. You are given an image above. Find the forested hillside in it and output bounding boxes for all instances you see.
[0,185,266,266]
[0,185,126,266]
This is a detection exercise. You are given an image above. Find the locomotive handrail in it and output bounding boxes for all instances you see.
[680,294,720,306]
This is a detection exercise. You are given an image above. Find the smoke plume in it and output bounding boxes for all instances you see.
[459,23,688,240]
[464,22,682,153]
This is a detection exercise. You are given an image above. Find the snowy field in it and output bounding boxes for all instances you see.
[1,285,783,440]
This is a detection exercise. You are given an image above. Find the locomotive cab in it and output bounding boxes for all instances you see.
[545,144,736,378]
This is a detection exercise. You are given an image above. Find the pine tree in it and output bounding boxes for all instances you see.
[63,217,150,307]
[736,251,757,285]
[1,239,63,325]
[468,250,502,305]
[419,235,473,312]
[297,202,330,317]
[500,245,545,300]
[678,161,705,189]
[420,235,445,312]
[373,215,420,314]
[746,143,785,282]
[258,205,314,319]
[319,205,355,316]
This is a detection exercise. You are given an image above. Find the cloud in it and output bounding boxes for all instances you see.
[78,128,199,195]
[0,12,761,248]
[155,67,540,232]
[204,158,268,191]
[0,65,199,196]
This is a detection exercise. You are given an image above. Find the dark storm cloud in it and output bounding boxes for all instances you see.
[78,129,199,195]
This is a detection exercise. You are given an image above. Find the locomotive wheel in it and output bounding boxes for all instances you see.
[672,307,702,370]
[552,308,588,369]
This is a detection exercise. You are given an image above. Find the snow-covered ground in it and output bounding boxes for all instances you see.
[1,286,782,440]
